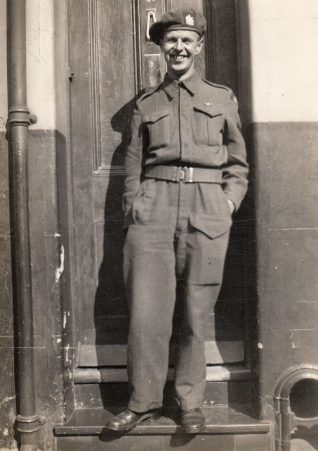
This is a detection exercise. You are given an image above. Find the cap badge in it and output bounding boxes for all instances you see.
[185,14,195,26]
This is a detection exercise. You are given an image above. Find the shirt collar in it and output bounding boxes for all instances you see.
[162,70,200,99]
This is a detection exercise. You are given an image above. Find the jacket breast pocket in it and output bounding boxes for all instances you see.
[193,102,224,146]
[143,109,171,150]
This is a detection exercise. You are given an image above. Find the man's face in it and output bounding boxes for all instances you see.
[161,30,203,78]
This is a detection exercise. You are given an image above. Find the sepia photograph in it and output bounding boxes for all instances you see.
[0,1,318,450]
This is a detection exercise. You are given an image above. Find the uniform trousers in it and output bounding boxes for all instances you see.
[123,177,232,412]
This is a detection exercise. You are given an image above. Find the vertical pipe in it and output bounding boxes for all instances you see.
[6,1,43,450]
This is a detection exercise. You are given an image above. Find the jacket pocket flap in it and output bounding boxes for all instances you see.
[189,214,231,239]
[193,102,223,117]
[143,109,170,123]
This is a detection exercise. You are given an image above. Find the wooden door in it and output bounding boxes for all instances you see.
[67,0,247,373]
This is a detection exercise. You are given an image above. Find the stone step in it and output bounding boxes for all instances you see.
[56,432,273,451]
[74,372,257,408]
[73,364,252,383]
[76,340,245,367]
[54,405,271,437]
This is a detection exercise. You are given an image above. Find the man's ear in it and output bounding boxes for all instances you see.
[195,37,204,54]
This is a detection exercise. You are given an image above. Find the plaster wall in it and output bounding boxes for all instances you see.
[26,0,56,130]
[247,0,318,122]
[0,0,56,131]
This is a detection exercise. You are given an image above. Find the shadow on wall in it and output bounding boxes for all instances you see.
[93,96,138,348]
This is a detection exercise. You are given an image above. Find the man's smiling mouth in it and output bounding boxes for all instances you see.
[172,55,186,60]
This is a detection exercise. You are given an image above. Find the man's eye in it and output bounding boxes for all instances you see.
[183,39,192,44]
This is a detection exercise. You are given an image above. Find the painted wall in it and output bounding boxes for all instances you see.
[26,0,56,130]
[0,0,56,132]
[239,0,318,123]
[250,0,318,122]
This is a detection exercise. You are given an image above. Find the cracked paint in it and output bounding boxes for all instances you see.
[55,244,64,283]
[63,311,69,329]
[65,344,70,363]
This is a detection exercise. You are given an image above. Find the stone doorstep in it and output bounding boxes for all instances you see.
[73,364,252,384]
[54,406,271,437]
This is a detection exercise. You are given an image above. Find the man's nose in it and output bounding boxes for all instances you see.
[175,38,183,51]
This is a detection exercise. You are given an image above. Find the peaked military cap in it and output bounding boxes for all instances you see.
[149,8,207,45]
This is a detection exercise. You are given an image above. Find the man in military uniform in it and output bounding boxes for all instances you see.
[106,8,248,433]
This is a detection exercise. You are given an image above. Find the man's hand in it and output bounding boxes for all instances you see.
[227,198,235,215]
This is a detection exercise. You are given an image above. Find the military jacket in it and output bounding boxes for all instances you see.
[123,70,249,220]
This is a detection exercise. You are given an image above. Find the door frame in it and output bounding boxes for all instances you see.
[58,0,257,418]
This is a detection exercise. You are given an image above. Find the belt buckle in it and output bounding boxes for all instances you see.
[182,167,194,183]
[179,168,185,181]
[174,166,194,182]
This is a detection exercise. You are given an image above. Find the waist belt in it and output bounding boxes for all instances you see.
[144,165,222,184]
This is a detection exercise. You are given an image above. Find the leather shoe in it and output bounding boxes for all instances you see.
[180,408,205,433]
[105,408,161,432]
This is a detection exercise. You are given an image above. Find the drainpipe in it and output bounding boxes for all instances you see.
[6,1,43,450]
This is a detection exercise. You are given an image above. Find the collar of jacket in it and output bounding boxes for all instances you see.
[162,70,200,99]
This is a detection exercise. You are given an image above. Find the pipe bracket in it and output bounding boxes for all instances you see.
[7,106,31,127]
[16,414,45,434]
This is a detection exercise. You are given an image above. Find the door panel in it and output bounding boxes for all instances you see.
[95,0,135,172]
[67,0,246,369]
